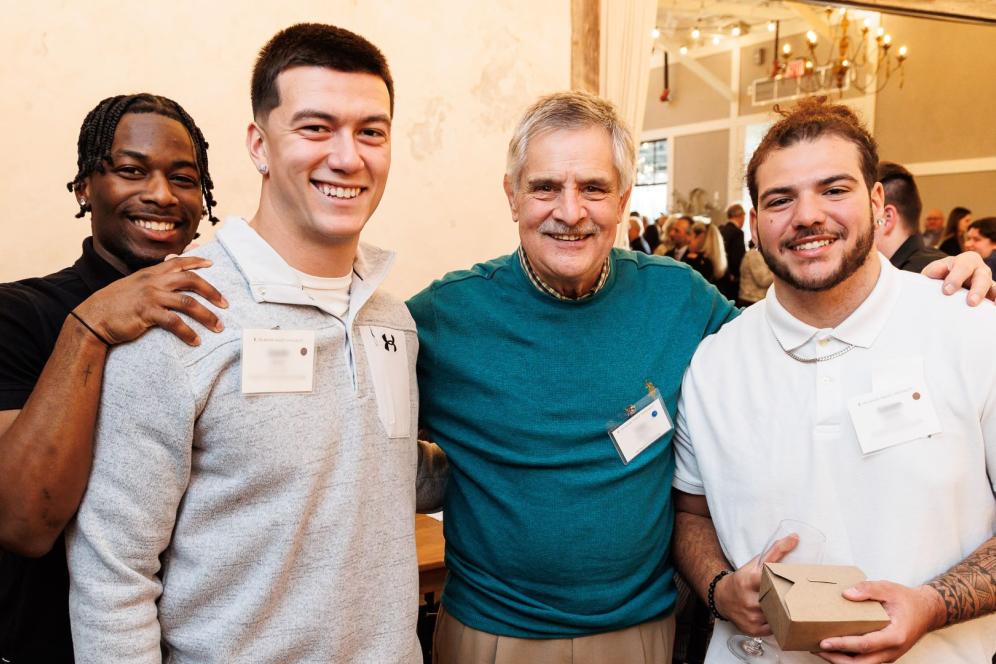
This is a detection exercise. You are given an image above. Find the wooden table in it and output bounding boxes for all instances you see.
[416,514,446,598]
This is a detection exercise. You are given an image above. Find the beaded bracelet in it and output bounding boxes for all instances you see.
[707,569,732,621]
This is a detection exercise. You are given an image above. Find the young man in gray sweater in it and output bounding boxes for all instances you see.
[67,24,443,663]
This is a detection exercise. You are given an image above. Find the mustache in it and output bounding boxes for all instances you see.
[536,219,600,237]
[781,225,844,248]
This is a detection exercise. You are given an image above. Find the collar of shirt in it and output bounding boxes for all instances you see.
[765,253,902,356]
[517,246,610,301]
[75,237,127,293]
[216,216,395,320]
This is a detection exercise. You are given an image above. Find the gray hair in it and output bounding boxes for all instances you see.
[506,91,636,194]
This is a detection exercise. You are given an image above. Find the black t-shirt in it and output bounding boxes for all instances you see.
[0,238,123,662]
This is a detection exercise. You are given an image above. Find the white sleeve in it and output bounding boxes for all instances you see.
[672,367,706,495]
[66,337,194,663]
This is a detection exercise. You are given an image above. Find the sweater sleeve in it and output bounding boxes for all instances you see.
[66,335,195,663]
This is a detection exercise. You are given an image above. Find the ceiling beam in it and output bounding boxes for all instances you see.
[671,50,736,101]
[803,0,996,25]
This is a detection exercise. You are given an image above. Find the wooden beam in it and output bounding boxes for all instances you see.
[571,0,600,93]
[673,50,736,102]
[804,0,996,25]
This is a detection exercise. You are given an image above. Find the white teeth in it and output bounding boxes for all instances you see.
[315,183,360,199]
[795,239,832,250]
[550,234,586,241]
[133,219,176,231]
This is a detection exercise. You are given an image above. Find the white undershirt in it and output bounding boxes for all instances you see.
[293,269,352,318]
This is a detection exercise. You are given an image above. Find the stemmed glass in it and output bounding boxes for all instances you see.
[727,519,827,663]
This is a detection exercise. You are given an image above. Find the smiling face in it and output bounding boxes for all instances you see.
[248,66,391,275]
[505,125,630,298]
[81,112,203,273]
[751,135,882,293]
[964,228,994,259]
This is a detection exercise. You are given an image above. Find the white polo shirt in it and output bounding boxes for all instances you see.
[674,254,996,663]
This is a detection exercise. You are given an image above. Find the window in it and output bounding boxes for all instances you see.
[631,139,669,221]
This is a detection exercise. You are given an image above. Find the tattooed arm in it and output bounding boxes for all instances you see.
[816,536,996,664]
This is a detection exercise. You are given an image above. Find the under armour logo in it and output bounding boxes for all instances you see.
[382,333,397,352]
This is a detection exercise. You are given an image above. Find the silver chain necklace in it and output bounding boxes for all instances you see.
[784,343,856,363]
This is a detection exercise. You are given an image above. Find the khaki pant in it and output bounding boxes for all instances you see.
[432,604,675,664]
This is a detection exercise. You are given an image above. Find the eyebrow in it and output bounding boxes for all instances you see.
[759,173,858,200]
[112,149,198,171]
[289,109,392,126]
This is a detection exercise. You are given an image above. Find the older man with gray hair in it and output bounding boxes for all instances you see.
[407,91,736,664]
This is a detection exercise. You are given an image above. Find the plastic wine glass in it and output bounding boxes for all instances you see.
[727,519,827,663]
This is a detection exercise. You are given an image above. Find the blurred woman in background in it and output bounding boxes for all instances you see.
[939,206,972,256]
[683,221,727,285]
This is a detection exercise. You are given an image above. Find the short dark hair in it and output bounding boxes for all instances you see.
[968,217,996,243]
[877,161,922,234]
[251,23,394,121]
[726,203,745,219]
[747,97,878,209]
[66,94,218,223]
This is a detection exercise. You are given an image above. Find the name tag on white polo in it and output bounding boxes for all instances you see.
[241,329,316,394]
[847,383,941,454]
[609,396,672,464]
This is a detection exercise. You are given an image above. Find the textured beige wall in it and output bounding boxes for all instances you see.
[0,1,571,297]
[643,52,730,129]
[672,130,729,222]
[917,171,996,221]
[875,16,996,164]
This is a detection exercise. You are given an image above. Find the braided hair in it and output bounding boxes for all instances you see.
[66,93,218,223]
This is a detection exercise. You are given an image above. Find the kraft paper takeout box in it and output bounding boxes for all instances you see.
[759,563,890,652]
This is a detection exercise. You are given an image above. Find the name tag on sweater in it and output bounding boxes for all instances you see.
[359,326,411,439]
[241,329,316,394]
[608,388,672,464]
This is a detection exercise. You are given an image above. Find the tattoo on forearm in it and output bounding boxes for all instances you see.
[928,538,996,626]
[82,365,93,386]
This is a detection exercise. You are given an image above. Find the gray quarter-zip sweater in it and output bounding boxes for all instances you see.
[67,218,425,663]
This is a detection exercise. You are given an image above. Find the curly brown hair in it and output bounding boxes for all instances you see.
[746,97,878,208]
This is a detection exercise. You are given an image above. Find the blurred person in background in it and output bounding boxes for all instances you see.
[939,206,973,256]
[965,217,996,272]
[682,221,727,285]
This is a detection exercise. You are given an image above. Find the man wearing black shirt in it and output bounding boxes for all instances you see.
[874,161,947,274]
[0,94,225,662]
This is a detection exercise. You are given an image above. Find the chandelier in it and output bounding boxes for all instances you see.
[771,8,908,94]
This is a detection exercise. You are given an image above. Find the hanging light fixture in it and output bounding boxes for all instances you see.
[769,10,909,94]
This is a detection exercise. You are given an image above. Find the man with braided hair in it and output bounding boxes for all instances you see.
[0,93,226,662]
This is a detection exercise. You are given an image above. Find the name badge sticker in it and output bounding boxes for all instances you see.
[607,382,673,464]
[241,329,316,394]
[847,382,941,454]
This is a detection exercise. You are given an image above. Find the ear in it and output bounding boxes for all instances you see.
[869,181,885,224]
[881,203,900,236]
[749,208,760,246]
[76,177,91,203]
[246,122,268,173]
[503,174,518,222]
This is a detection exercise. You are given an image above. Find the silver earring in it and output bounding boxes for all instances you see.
[258,164,268,174]
[875,218,885,227]
[78,198,87,207]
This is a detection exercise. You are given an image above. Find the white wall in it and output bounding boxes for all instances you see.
[0,1,571,297]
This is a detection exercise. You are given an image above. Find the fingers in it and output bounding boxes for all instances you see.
[164,292,224,337]
[151,310,201,347]
[762,533,799,563]
[155,255,213,272]
[167,271,228,309]
[919,256,952,280]
[963,265,994,306]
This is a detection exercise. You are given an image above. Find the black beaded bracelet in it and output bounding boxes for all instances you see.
[707,569,732,621]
